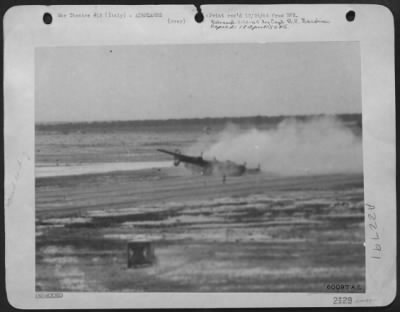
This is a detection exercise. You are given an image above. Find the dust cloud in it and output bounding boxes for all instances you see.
[188,117,363,175]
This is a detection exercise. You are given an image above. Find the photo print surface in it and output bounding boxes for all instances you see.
[35,42,365,292]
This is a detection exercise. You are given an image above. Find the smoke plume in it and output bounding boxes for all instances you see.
[187,117,362,176]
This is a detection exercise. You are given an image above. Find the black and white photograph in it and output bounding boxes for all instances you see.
[4,4,396,308]
[35,42,365,292]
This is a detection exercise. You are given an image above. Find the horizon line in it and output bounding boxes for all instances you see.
[35,112,361,125]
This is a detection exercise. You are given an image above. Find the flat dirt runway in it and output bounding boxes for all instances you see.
[36,168,365,292]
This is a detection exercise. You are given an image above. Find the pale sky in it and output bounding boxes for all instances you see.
[35,42,361,122]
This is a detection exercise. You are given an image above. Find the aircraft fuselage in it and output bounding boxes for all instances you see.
[158,148,258,177]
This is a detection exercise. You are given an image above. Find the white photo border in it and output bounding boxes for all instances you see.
[4,4,396,308]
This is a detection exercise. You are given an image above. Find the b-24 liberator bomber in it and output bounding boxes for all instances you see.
[157,148,261,178]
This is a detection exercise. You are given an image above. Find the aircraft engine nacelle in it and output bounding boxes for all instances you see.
[173,158,181,166]
[173,149,182,166]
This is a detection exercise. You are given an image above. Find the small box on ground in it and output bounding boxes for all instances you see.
[127,241,157,268]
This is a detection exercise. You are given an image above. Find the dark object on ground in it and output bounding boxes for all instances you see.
[127,241,157,268]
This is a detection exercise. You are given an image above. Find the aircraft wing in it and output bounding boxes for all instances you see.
[157,149,209,166]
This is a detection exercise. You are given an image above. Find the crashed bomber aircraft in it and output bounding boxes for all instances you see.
[157,149,261,177]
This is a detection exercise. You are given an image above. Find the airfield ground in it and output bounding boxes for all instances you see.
[36,168,365,292]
